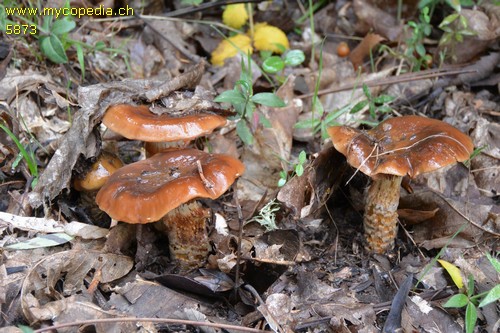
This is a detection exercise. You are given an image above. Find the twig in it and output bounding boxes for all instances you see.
[197,159,215,190]
[297,68,476,98]
[162,0,263,17]
[234,190,244,296]
[33,317,269,333]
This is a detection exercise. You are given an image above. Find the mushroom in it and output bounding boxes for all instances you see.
[102,104,227,155]
[327,115,474,253]
[73,151,124,191]
[96,148,244,268]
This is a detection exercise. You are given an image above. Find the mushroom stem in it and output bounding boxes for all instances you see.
[159,201,210,269]
[364,175,403,253]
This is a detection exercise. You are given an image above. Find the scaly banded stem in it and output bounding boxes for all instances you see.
[364,175,403,253]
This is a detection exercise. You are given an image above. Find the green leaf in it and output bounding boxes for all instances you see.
[467,274,474,298]
[440,13,459,28]
[274,43,287,53]
[376,105,393,114]
[362,84,372,99]
[324,105,350,124]
[262,56,285,74]
[478,284,500,307]
[298,150,307,164]
[277,177,286,187]
[312,97,324,114]
[416,43,426,57]
[40,35,68,63]
[440,33,453,45]
[236,120,254,145]
[438,259,464,289]
[76,43,85,79]
[214,89,247,105]
[51,19,76,35]
[373,94,395,104]
[443,294,469,308]
[423,25,432,36]
[284,49,305,66]
[465,303,477,333]
[251,93,286,107]
[94,41,106,51]
[5,233,73,250]
[259,114,272,128]
[350,100,369,114]
[235,79,251,95]
[485,253,500,273]
[18,325,35,333]
[295,164,304,177]
[294,118,319,129]
[445,0,461,12]
[260,50,273,60]
[459,14,468,29]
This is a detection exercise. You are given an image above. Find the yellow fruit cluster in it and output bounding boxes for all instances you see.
[211,5,290,66]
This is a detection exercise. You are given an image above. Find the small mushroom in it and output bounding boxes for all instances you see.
[96,148,244,268]
[102,104,227,155]
[328,115,474,253]
[73,152,124,191]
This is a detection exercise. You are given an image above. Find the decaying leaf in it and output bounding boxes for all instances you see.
[21,250,133,324]
[278,147,346,219]
[399,190,499,250]
[353,0,404,41]
[402,296,462,333]
[348,33,385,70]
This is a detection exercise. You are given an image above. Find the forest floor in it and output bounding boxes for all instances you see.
[1,1,499,332]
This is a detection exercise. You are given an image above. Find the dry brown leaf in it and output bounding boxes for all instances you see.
[21,250,133,324]
[399,191,499,250]
[398,208,439,226]
[402,296,462,333]
[348,33,385,70]
[353,0,404,41]
[107,279,202,318]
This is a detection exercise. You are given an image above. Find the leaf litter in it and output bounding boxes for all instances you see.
[0,1,499,332]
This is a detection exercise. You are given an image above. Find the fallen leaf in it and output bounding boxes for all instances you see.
[21,250,133,323]
[348,33,385,70]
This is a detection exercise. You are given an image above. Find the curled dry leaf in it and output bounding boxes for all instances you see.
[277,147,346,219]
[21,250,133,324]
[353,0,404,41]
[399,191,500,250]
[348,33,385,70]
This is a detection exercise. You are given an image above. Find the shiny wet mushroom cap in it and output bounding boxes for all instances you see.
[102,104,227,142]
[328,115,474,178]
[95,148,244,224]
[74,152,124,191]
[328,115,474,253]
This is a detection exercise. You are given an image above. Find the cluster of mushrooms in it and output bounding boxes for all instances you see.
[76,103,244,269]
[76,109,474,263]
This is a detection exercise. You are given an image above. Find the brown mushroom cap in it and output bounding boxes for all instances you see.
[102,104,227,142]
[327,115,474,178]
[95,148,244,223]
[74,152,124,191]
